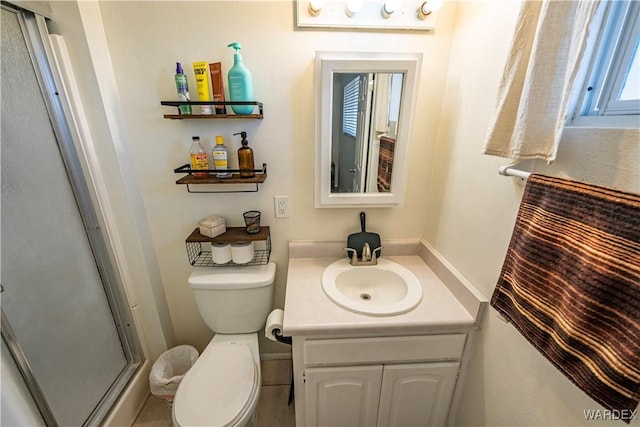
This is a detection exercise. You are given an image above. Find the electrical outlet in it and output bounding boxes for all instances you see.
[274,196,289,218]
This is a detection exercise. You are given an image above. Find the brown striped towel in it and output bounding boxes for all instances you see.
[491,174,640,419]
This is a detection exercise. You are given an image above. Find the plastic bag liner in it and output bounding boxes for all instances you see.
[149,345,199,403]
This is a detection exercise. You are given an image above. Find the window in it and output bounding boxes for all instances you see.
[342,76,360,137]
[572,0,640,124]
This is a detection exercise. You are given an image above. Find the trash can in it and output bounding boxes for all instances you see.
[149,345,199,404]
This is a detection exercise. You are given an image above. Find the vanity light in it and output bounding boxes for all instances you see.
[417,0,443,19]
[381,0,399,19]
[345,0,363,17]
[297,1,438,30]
[308,0,324,16]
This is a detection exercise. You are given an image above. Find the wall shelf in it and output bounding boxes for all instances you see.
[174,163,267,193]
[161,100,263,119]
[186,226,271,267]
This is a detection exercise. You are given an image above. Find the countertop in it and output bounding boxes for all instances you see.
[282,240,486,338]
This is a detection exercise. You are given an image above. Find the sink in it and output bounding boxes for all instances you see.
[321,258,423,316]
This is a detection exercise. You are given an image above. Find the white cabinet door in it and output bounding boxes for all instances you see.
[377,362,459,427]
[305,365,383,427]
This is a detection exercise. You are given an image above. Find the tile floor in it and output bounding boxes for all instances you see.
[132,358,295,427]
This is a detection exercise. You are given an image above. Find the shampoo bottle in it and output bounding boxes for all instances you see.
[175,62,192,115]
[227,43,254,115]
[212,135,232,178]
[189,136,209,178]
[235,131,255,178]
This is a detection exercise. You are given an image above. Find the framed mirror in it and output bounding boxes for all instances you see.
[315,51,422,207]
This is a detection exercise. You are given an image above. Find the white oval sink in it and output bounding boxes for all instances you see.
[321,258,423,316]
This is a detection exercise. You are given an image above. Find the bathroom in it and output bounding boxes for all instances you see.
[2,1,638,426]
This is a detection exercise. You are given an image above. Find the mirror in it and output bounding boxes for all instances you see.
[315,52,422,207]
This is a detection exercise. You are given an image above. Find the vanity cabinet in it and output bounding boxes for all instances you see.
[293,334,467,427]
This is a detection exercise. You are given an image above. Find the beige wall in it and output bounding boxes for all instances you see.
[86,1,457,353]
[426,1,639,426]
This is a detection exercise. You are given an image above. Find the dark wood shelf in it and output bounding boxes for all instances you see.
[173,163,267,193]
[176,173,267,185]
[185,226,271,267]
[186,226,270,243]
[161,100,263,119]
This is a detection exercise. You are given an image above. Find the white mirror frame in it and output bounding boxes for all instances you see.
[314,51,422,208]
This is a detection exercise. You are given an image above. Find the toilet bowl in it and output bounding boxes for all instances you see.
[172,263,276,427]
[172,334,261,427]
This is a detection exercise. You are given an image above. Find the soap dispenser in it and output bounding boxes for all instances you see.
[227,42,255,115]
[235,131,255,178]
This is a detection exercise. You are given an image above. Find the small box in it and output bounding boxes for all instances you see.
[199,215,226,238]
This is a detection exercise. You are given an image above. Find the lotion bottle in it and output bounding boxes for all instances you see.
[227,43,254,115]
[174,62,192,115]
[212,135,232,178]
[235,131,255,178]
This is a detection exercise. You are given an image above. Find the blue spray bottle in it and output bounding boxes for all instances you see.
[174,62,192,115]
[227,42,255,115]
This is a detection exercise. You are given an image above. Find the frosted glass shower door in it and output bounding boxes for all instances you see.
[1,5,139,426]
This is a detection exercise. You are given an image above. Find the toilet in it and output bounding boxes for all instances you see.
[172,262,276,427]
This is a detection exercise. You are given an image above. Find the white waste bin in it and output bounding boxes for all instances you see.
[149,345,199,404]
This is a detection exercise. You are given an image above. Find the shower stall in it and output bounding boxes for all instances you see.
[1,3,143,425]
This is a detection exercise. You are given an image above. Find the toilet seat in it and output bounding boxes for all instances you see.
[173,342,258,427]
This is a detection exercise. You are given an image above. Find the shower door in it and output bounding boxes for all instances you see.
[1,4,142,426]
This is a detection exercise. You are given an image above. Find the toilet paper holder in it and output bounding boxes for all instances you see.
[271,327,291,345]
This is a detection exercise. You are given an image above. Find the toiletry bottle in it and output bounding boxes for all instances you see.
[235,131,255,178]
[190,136,209,178]
[175,62,192,115]
[212,135,232,178]
[227,43,254,115]
[193,61,212,114]
[209,62,227,115]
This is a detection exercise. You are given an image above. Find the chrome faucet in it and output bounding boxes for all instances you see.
[362,243,372,262]
[344,243,383,266]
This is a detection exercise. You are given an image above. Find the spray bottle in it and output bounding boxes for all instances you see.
[175,62,192,115]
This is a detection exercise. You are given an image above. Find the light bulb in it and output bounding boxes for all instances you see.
[417,0,443,19]
[381,0,399,18]
[345,0,363,17]
[308,0,324,16]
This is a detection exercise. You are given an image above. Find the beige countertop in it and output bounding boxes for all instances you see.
[283,239,487,338]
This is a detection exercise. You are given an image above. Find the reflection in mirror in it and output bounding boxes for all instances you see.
[331,72,404,194]
[315,51,422,207]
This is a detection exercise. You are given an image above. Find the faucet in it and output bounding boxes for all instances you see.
[344,243,383,266]
[362,243,372,262]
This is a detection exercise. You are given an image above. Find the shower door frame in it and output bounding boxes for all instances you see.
[1,3,143,426]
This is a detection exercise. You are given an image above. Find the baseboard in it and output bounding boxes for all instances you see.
[260,352,292,361]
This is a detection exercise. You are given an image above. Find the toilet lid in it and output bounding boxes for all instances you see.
[173,342,257,427]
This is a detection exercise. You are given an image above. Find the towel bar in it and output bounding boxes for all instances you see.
[498,165,531,180]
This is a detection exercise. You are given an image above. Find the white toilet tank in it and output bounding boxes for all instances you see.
[188,262,275,333]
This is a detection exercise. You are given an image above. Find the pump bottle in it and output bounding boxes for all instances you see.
[235,131,255,178]
[227,43,255,115]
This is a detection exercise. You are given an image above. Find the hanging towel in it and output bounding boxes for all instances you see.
[491,175,640,419]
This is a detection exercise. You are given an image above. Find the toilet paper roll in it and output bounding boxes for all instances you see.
[265,309,284,342]
[211,242,232,264]
[231,241,254,264]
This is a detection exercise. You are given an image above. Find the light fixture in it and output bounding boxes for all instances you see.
[381,0,399,19]
[417,0,443,20]
[308,0,324,16]
[345,0,363,17]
